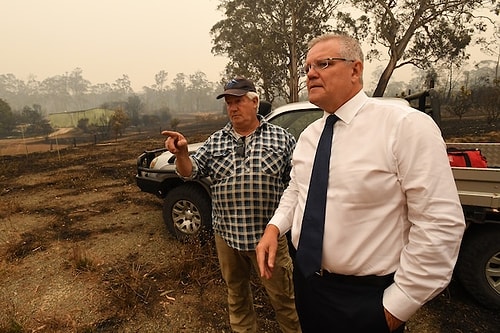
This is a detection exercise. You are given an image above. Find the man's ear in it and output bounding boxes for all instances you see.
[252,97,260,110]
[352,60,363,83]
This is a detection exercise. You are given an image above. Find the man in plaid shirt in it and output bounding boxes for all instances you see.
[163,77,300,333]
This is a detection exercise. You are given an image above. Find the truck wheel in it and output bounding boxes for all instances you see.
[163,183,212,242]
[456,224,500,309]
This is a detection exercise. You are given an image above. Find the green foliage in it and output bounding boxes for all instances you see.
[211,0,339,102]
[20,104,53,136]
[21,105,44,124]
[335,0,494,96]
[0,100,54,138]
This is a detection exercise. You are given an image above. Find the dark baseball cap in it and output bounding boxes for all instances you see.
[216,77,257,99]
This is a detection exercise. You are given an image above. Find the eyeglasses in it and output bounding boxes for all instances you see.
[300,57,354,76]
[235,136,245,157]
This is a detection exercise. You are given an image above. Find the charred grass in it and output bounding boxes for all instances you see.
[1,121,499,332]
[0,131,234,332]
[0,226,230,332]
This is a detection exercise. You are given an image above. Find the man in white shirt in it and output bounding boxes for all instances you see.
[256,33,465,332]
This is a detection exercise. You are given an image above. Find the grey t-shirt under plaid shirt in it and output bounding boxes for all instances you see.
[191,117,295,251]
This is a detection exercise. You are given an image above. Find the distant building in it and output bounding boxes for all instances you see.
[48,108,115,128]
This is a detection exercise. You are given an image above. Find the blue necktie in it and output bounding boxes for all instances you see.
[296,114,339,278]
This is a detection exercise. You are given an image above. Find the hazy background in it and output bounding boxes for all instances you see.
[2,0,496,92]
[2,0,228,92]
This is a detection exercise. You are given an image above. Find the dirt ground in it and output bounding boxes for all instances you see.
[1,118,499,333]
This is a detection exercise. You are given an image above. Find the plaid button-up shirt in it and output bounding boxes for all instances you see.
[190,117,295,251]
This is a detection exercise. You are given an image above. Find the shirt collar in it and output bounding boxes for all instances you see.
[323,90,368,124]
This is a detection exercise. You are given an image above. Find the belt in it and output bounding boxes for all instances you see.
[315,269,395,288]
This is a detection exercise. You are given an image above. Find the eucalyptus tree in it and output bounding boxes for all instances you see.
[0,74,22,96]
[335,0,496,96]
[143,70,169,113]
[188,71,218,112]
[0,74,28,110]
[39,75,73,112]
[127,94,143,126]
[171,73,189,112]
[112,74,133,95]
[153,70,169,92]
[66,68,90,97]
[463,60,499,123]
[65,68,91,110]
[211,0,340,102]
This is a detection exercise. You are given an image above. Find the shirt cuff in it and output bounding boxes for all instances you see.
[268,213,291,237]
[383,282,422,322]
[174,156,197,180]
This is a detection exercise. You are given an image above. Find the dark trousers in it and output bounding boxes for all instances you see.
[294,266,405,333]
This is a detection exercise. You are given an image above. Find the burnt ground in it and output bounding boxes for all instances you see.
[0,116,499,333]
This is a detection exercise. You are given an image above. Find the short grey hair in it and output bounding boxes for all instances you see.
[308,33,364,64]
[246,91,260,106]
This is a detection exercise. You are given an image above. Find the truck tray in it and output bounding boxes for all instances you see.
[452,167,500,208]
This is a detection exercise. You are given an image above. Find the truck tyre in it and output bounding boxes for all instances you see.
[163,183,212,243]
[456,224,500,309]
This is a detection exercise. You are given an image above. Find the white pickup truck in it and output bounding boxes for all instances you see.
[448,149,499,310]
[136,100,500,310]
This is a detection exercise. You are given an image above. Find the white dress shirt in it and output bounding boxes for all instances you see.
[269,90,465,321]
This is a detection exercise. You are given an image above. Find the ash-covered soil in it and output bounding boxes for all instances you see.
[0,115,499,332]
